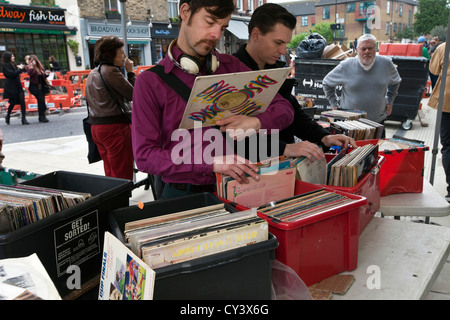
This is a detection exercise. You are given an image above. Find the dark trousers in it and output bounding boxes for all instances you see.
[7,90,27,119]
[28,83,47,118]
[430,72,439,90]
[441,112,450,196]
[161,184,193,199]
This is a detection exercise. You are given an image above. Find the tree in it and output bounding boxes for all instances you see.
[310,22,334,43]
[414,0,450,35]
[288,22,334,49]
[396,26,417,40]
[289,32,309,50]
[430,25,448,42]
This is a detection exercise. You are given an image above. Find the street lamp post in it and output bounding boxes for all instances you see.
[119,0,128,53]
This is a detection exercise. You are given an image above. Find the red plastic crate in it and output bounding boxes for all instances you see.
[379,43,423,57]
[218,180,367,287]
[324,154,384,234]
[356,139,428,197]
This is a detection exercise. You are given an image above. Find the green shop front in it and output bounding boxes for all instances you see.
[0,3,77,72]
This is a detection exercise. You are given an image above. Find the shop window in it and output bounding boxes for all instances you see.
[0,33,69,71]
[154,38,171,64]
[128,43,144,66]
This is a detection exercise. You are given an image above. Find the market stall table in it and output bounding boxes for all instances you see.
[379,179,450,217]
[332,217,450,300]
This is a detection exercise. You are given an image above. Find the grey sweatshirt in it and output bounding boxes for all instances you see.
[322,55,402,122]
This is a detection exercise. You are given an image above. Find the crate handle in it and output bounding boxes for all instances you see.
[370,165,380,175]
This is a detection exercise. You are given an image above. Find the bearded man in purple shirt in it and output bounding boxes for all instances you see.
[132,0,294,199]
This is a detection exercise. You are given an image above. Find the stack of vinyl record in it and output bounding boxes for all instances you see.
[327,144,378,187]
[123,204,268,269]
[0,184,91,232]
[257,188,357,223]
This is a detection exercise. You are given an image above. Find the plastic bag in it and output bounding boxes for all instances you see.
[271,260,312,300]
[295,33,327,59]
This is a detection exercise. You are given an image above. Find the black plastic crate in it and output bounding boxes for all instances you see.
[0,171,134,298]
[109,192,278,300]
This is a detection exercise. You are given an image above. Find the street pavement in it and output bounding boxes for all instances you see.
[0,108,154,205]
[1,98,450,299]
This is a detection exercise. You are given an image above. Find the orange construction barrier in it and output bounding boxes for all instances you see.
[134,65,154,75]
[2,65,154,113]
[1,73,81,113]
[423,80,432,98]
[64,70,91,94]
[80,78,87,100]
[23,78,77,112]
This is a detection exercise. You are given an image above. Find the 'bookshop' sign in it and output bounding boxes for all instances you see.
[0,4,66,25]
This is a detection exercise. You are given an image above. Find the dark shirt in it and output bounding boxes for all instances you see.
[50,61,60,72]
[233,44,329,158]
[2,63,25,99]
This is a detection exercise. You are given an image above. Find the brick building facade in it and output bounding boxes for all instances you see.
[282,0,419,46]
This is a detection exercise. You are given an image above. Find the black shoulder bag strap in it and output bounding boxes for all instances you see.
[98,64,132,123]
[148,64,191,101]
[145,65,192,200]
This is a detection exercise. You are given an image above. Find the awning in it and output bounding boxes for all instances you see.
[0,22,77,35]
[227,20,248,40]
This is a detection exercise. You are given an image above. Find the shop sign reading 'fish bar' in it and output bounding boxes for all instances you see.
[0,4,66,25]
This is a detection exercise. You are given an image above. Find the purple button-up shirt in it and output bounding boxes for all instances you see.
[132,46,294,185]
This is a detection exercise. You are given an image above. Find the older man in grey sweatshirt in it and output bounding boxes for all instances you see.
[323,34,402,124]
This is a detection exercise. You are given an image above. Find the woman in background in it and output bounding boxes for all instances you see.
[49,55,60,72]
[2,51,28,125]
[26,54,49,123]
[85,36,135,180]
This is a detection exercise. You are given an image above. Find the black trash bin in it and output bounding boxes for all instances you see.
[387,56,429,130]
[294,56,429,128]
[294,58,341,114]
